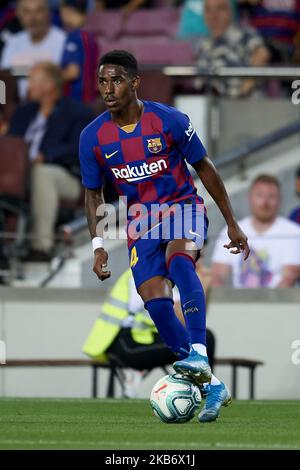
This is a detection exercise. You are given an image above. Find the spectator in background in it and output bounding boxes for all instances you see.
[8,62,93,261]
[238,0,300,63]
[0,1,22,56]
[194,0,269,98]
[0,0,66,100]
[289,166,300,225]
[212,174,300,288]
[177,0,237,40]
[177,0,209,39]
[60,0,99,104]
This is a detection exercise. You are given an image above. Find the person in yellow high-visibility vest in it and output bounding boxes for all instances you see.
[83,268,177,373]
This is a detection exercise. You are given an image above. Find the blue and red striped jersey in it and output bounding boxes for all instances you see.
[249,0,300,47]
[61,28,99,103]
[79,101,207,242]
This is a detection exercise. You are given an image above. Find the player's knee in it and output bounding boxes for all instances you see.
[167,251,195,274]
[166,240,198,264]
[137,276,172,302]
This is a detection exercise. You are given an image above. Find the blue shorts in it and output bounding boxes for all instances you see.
[128,198,208,289]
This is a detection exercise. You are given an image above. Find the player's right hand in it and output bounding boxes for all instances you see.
[93,248,111,281]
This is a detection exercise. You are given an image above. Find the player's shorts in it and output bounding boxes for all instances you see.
[128,197,209,289]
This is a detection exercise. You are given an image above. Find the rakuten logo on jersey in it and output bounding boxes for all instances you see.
[111,159,167,182]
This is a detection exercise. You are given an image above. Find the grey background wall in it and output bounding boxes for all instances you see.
[0,287,299,399]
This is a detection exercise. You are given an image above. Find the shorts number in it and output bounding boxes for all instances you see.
[130,246,139,268]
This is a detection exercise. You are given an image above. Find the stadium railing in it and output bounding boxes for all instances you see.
[161,65,300,78]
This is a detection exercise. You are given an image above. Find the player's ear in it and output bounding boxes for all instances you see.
[132,76,140,91]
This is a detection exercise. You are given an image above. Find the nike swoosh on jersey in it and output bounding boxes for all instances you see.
[189,229,202,238]
[105,150,119,159]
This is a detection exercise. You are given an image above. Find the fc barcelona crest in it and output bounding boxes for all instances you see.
[147,138,162,154]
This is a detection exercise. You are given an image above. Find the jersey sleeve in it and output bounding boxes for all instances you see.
[170,110,207,165]
[79,126,103,189]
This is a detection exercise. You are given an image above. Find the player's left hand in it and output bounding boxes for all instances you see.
[225,223,250,260]
[93,248,111,281]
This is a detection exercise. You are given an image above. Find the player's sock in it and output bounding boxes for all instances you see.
[211,374,221,386]
[202,375,221,388]
[144,297,190,358]
[192,343,207,357]
[168,254,207,348]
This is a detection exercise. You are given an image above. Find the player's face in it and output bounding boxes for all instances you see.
[98,64,139,113]
[204,0,232,38]
[17,0,50,39]
[249,182,281,222]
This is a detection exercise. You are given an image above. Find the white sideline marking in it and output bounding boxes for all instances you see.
[0,439,299,450]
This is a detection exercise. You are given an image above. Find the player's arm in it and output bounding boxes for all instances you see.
[85,187,111,281]
[79,127,110,281]
[277,265,300,288]
[193,157,250,260]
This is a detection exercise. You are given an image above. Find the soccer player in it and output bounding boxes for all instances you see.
[79,50,250,422]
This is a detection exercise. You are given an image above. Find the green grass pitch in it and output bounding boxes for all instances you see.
[0,398,300,450]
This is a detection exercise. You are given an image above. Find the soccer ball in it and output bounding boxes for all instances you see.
[150,374,201,424]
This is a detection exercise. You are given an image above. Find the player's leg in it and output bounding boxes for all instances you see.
[166,240,232,421]
[129,238,191,359]
[165,239,212,383]
[138,276,191,358]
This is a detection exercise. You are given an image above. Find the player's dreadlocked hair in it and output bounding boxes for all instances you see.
[98,50,138,78]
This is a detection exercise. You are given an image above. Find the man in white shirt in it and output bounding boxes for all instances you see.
[212,174,300,288]
[1,0,66,99]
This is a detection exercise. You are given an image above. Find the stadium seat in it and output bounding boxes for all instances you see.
[99,37,194,65]
[86,8,180,40]
[0,135,29,281]
[0,136,28,196]
[85,11,123,39]
[122,8,180,38]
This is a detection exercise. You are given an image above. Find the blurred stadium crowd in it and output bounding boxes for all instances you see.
[0,0,300,286]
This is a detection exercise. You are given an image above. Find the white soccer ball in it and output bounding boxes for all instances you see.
[150,374,201,424]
